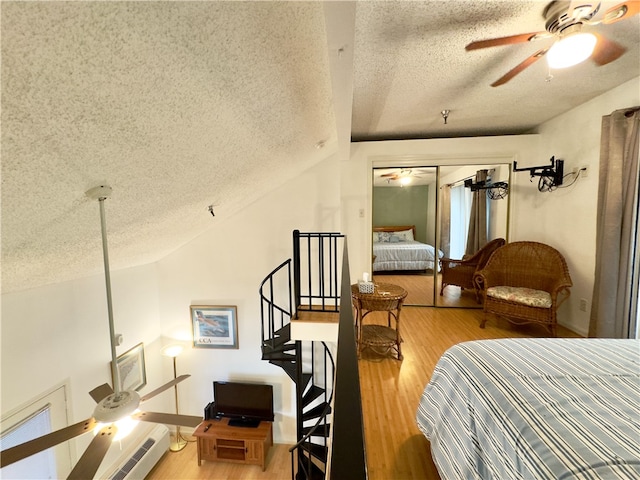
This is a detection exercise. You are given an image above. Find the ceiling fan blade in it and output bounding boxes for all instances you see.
[0,418,98,468]
[380,173,398,178]
[133,411,203,428]
[602,1,640,24]
[139,374,191,403]
[89,383,114,403]
[591,34,627,66]
[67,424,116,480]
[466,32,546,50]
[491,48,549,87]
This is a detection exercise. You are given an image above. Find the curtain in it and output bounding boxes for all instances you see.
[440,184,451,257]
[465,169,488,255]
[589,107,640,338]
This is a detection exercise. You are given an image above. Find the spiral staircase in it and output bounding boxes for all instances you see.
[259,231,363,480]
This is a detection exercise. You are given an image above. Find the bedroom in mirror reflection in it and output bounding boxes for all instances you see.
[372,163,510,307]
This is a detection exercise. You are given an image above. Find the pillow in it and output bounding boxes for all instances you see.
[372,232,379,243]
[389,235,400,243]
[379,231,391,243]
[395,229,414,242]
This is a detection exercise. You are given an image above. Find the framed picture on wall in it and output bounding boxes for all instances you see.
[112,342,147,391]
[191,305,239,349]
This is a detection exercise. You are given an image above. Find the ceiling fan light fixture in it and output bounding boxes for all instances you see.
[399,176,412,186]
[94,415,139,442]
[547,32,597,68]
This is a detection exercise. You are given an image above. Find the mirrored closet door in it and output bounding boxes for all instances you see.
[371,163,510,308]
[435,164,510,307]
[372,167,438,306]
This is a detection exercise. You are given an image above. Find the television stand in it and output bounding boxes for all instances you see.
[228,418,260,428]
[194,417,273,471]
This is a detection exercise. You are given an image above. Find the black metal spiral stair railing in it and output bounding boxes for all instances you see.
[259,232,343,479]
[259,262,335,479]
[293,230,342,317]
[259,231,365,480]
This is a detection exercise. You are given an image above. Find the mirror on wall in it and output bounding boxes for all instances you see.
[371,163,510,308]
[436,164,510,307]
[371,167,438,306]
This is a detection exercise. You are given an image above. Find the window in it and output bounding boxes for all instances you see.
[1,385,71,479]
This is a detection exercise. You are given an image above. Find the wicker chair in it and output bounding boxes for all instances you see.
[439,238,506,302]
[474,241,572,336]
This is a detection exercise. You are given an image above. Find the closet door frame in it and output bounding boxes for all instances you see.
[370,155,513,308]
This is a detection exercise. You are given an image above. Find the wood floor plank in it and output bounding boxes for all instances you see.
[147,305,580,479]
[359,306,580,480]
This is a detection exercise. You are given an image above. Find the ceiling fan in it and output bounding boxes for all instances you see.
[466,1,639,86]
[379,168,430,185]
[0,185,203,480]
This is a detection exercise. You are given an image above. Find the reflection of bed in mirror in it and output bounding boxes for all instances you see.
[372,225,441,272]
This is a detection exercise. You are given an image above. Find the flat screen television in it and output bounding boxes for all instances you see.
[213,381,274,428]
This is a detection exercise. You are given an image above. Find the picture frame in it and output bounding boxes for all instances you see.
[191,305,239,349]
[112,342,146,392]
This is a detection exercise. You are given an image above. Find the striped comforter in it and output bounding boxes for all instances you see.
[372,240,441,272]
[416,338,640,479]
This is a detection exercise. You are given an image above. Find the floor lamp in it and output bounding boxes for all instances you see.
[161,344,188,452]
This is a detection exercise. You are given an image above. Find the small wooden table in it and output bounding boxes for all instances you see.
[193,418,273,471]
[351,282,407,360]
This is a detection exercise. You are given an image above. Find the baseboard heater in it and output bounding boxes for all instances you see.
[106,424,170,480]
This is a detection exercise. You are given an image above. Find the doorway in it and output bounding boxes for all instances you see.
[1,384,73,479]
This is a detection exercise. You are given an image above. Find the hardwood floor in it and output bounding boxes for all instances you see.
[373,272,481,308]
[147,307,580,479]
[146,441,291,479]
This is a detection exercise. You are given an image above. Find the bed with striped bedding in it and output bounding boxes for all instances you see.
[416,338,640,479]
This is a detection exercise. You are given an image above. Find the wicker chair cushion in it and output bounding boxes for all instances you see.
[487,286,552,308]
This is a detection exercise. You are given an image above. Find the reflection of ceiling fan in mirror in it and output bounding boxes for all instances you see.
[0,186,203,480]
[466,1,639,86]
[379,168,432,185]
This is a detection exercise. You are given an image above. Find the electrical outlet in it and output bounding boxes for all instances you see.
[359,208,365,218]
[579,298,588,312]
[580,166,588,178]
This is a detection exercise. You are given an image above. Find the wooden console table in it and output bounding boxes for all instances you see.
[351,282,407,360]
[193,418,273,471]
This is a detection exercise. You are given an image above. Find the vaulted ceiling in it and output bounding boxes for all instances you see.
[2,1,639,293]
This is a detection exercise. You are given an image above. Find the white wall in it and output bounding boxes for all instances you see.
[155,153,341,444]
[515,77,640,335]
[1,263,166,474]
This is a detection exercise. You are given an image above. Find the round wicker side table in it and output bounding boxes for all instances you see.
[351,282,408,360]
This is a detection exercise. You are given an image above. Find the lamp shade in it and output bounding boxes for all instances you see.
[161,344,184,358]
[547,33,597,69]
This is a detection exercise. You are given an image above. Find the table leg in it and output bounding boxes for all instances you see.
[396,308,403,360]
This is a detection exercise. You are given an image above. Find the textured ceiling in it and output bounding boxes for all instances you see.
[1,1,336,293]
[2,1,639,293]
[352,0,640,140]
